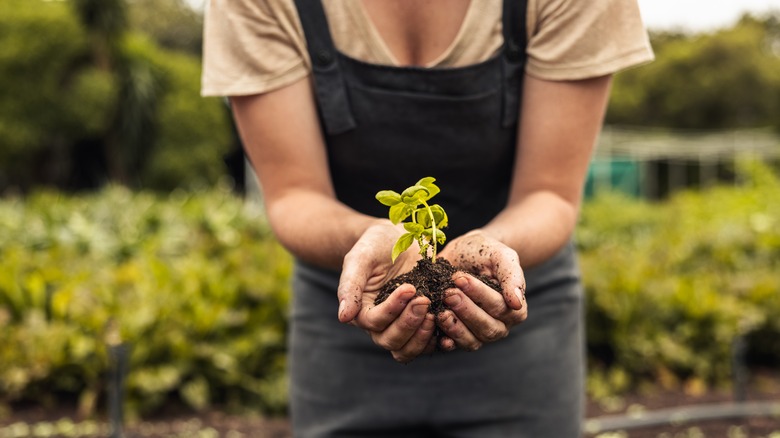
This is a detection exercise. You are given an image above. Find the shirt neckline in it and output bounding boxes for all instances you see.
[352,0,477,68]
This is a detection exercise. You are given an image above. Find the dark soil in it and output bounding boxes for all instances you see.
[374,257,501,315]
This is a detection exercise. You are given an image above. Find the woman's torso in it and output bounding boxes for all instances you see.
[295,0,526,239]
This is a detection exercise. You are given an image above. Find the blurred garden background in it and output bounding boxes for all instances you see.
[1,0,780,436]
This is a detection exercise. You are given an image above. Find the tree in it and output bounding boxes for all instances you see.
[0,0,112,189]
[607,14,780,130]
[70,0,161,185]
[128,0,204,55]
[0,0,231,192]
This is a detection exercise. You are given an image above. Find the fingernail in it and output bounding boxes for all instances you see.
[454,276,469,291]
[440,337,456,352]
[338,299,346,319]
[403,290,417,301]
[515,287,525,302]
[445,293,462,307]
[412,303,428,317]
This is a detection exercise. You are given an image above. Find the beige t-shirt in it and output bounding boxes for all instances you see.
[201,0,654,97]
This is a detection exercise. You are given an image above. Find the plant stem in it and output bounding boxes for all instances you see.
[411,206,428,260]
[422,200,438,263]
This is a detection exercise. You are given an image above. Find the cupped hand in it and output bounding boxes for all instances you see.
[337,220,437,363]
[435,229,528,351]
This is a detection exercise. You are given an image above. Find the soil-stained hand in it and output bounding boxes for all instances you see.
[436,230,527,351]
[337,221,437,363]
[354,285,437,363]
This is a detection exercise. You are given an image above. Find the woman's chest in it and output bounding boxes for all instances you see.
[357,0,472,66]
[320,0,504,68]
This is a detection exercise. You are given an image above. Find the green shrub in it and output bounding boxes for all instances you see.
[1,161,779,415]
[0,186,291,416]
[580,160,780,397]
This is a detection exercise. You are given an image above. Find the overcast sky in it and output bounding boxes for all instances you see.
[637,0,780,31]
[186,0,780,33]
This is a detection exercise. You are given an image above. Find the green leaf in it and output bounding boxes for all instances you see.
[415,206,448,230]
[429,204,448,229]
[422,229,447,245]
[389,203,412,224]
[181,377,210,411]
[401,185,429,205]
[403,222,424,235]
[392,233,415,262]
[375,190,402,206]
[416,177,440,200]
[416,209,432,229]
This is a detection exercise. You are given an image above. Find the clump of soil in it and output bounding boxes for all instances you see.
[374,257,501,316]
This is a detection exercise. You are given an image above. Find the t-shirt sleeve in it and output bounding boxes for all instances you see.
[201,0,310,97]
[525,0,655,80]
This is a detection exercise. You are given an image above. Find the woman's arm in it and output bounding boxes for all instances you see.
[484,73,613,265]
[230,79,379,270]
[436,73,613,350]
[230,78,437,362]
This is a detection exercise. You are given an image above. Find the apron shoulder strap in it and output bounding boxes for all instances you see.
[501,0,529,127]
[293,0,357,135]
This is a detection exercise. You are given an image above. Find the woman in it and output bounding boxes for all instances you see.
[202,1,653,436]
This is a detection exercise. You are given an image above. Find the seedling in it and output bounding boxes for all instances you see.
[375,177,448,263]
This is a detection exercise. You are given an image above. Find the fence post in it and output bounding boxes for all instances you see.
[731,335,748,403]
[106,321,130,438]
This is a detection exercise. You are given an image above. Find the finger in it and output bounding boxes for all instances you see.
[438,335,456,352]
[337,249,376,323]
[492,246,526,311]
[436,310,483,352]
[358,284,417,332]
[443,288,509,343]
[337,283,362,323]
[391,313,436,363]
[370,295,430,351]
[454,274,528,327]
[452,274,507,317]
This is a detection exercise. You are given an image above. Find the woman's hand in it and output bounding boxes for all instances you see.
[337,221,438,363]
[436,229,528,351]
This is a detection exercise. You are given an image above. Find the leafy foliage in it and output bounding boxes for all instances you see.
[1,162,779,415]
[376,177,448,263]
[0,0,92,186]
[0,0,231,192]
[128,0,204,55]
[608,14,780,131]
[0,186,291,415]
[132,35,232,190]
[580,159,780,398]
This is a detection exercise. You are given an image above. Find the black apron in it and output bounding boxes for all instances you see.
[289,1,584,436]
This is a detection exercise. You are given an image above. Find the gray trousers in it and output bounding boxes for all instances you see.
[289,244,584,438]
